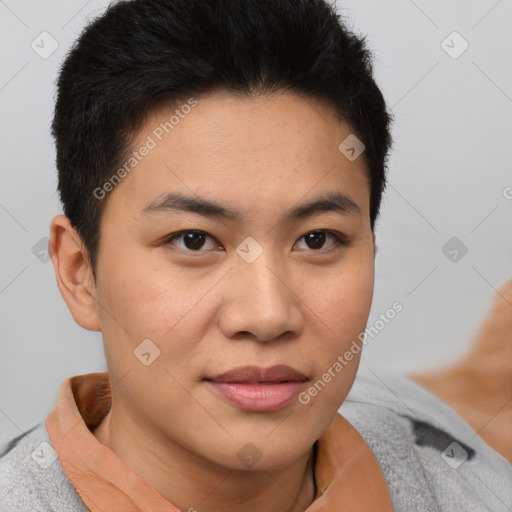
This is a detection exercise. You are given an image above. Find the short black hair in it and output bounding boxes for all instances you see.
[52,0,393,277]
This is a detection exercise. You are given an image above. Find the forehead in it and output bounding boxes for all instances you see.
[101,90,371,225]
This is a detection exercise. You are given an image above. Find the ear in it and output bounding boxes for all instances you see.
[49,215,101,331]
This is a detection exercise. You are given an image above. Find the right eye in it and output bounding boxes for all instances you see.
[164,230,222,252]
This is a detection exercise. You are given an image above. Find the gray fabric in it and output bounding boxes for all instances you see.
[1,370,510,511]
[339,368,512,512]
[0,423,88,512]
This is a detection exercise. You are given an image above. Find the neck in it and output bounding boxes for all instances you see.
[93,406,317,512]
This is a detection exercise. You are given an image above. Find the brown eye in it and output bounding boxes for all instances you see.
[304,231,327,250]
[295,231,346,251]
[166,230,218,251]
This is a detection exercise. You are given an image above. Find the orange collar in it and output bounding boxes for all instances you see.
[46,372,392,511]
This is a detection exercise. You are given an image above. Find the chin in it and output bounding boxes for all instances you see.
[209,433,315,473]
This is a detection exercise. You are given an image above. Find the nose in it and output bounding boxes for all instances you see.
[218,252,304,343]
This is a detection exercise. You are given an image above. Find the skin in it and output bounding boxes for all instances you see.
[49,90,377,512]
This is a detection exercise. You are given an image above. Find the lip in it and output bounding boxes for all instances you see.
[205,365,308,412]
[208,364,307,383]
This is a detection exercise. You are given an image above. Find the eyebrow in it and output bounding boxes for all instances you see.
[142,191,362,222]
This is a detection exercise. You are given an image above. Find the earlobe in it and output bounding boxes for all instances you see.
[49,215,101,331]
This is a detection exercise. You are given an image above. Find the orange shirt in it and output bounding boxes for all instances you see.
[46,372,392,511]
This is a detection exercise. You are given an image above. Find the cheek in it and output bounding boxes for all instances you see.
[309,255,374,337]
[95,254,219,372]
[301,255,373,393]
[97,238,172,328]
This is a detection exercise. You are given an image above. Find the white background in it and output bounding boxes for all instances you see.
[1,0,511,446]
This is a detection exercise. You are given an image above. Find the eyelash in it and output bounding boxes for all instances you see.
[163,230,349,253]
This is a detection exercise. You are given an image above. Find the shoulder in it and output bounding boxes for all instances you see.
[0,423,88,512]
[339,369,512,512]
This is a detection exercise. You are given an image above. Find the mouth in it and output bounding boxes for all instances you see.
[204,365,308,412]
[206,364,307,383]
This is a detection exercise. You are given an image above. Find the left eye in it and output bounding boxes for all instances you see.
[294,230,345,251]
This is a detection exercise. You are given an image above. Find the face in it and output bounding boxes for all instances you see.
[91,90,375,471]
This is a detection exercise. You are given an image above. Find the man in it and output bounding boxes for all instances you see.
[0,1,510,511]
